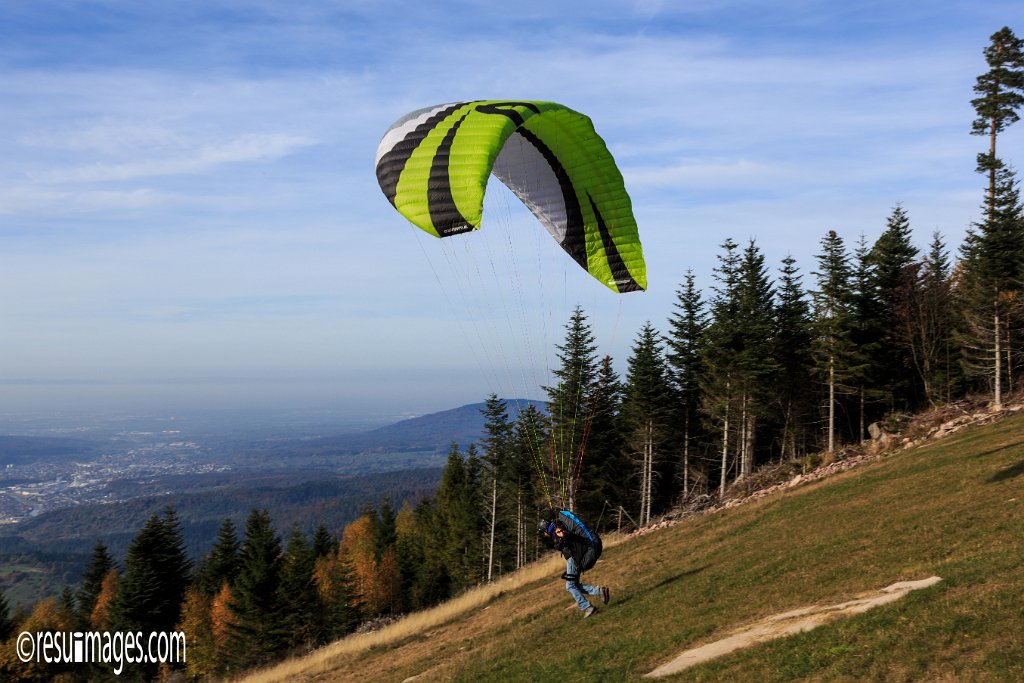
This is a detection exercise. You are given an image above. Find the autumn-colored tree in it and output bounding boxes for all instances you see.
[178,588,215,680]
[313,547,361,640]
[0,598,68,681]
[90,568,120,631]
[211,583,237,666]
[340,514,394,616]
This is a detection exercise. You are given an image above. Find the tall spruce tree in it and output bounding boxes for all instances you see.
[198,517,241,596]
[701,238,743,496]
[963,27,1024,407]
[972,27,1024,225]
[851,234,886,437]
[733,239,777,477]
[76,541,114,629]
[228,508,286,668]
[544,306,599,510]
[916,232,958,403]
[869,205,920,411]
[666,270,707,497]
[773,255,815,459]
[436,443,483,589]
[576,356,627,526]
[479,394,513,582]
[112,507,191,636]
[622,322,675,526]
[511,403,547,565]
[278,525,321,650]
[811,230,858,452]
[959,166,1024,404]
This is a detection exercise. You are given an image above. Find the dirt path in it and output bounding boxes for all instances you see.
[644,576,942,678]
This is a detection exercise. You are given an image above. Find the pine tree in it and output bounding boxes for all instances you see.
[479,394,513,581]
[958,166,1024,404]
[733,239,777,477]
[868,205,920,410]
[279,526,322,649]
[576,356,627,526]
[198,517,241,596]
[544,306,599,510]
[228,508,286,668]
[811,230,858,453]
[666,270,707,498]
[313,546,361,640]
[511,403,547,565]
[76,541,113,628]
[178,588,216,679]
[622,322,675,526]
[915,233,958,403]
[112,507,191,637]
[963,27,1024,407]
[312,523,335,560]
[701,238,743,496]
[773,255,815,459]
[90,569,119,631]
[972,27,1024,226]
[851,234,886,437]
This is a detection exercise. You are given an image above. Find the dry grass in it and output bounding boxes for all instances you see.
[241,534,629,682]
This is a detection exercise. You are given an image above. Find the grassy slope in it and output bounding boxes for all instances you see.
[257,412,1024,682]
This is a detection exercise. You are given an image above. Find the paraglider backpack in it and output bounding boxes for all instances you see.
[557,509,602,571]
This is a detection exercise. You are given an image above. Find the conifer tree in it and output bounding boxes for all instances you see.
[622,322,675,525]
[112,507,191,637]
[311,523,335,560]
[178,588,215,679]
[198,517,241,596]
[972,27,1024,224]
[479,394,513,581]
[545,306,599,510]
[313,547,361,640]
[811,230,858,452]
[733,239,777,477]
[868,205,920,410]
[958,166,1024,404]
[76,541,113,628]
[773,255,815,459]
[701,238,743,496]
[279,525,322,649]
[666,270,707,497]
[511,403,547,565]
[436,443,483,589]
[963,27,1024,407]
[915,233,957,403]
[850,234,886,436]
[576,356,627,525]
[228,508,286,668]
[90,569,119,631]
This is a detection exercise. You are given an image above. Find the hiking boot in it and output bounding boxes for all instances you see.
[602,586,610,605]
[583,605,598,618]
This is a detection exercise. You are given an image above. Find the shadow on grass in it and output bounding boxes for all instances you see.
[615,565,710,607]
[988,460,1024,483]
[970,438,1024,460]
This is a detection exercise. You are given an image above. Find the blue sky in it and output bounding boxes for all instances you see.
[0,1,1020,418]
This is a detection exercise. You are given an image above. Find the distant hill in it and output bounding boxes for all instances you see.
[238,399,546,465]
[321,399,547,452]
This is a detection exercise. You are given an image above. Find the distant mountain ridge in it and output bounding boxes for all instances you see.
[320,399,547,453]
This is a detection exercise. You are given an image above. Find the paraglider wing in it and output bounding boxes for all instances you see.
[374,100,646,293]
